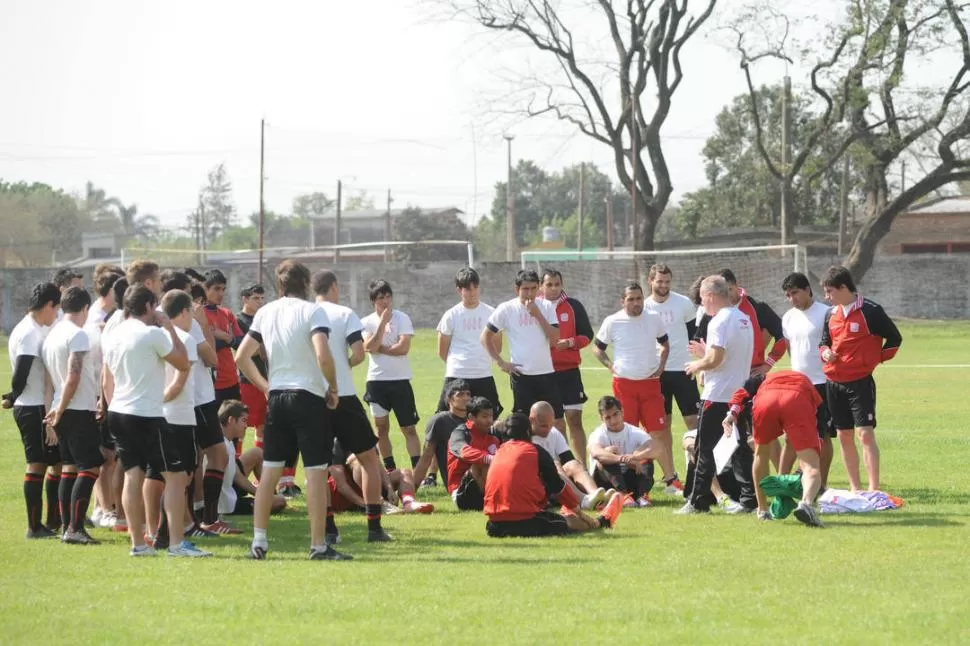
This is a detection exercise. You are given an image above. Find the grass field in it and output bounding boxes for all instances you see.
[1,321,968,644]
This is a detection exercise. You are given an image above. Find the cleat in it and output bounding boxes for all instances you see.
[279,484,300,499]
[250,544,268,560]
[758,511,773,521]
[200,520,242,535]
[381,500,402,515]
[420,474,438,489]
[674,502,709,515]
[111,521,129,533]
[663,478,684,495]
[309,546,353,561]
[130,545,157,557]
[367,529,394,543]
[402,500,434,514]
[186,524,219,538]
[581,487,606,511]
[794,502,825,528]
[636,494,653,508]
[325,532,341,545]
[168,540,212,557]
[599,492,624,528]
[25,526,58,540]
[63,529,100,545]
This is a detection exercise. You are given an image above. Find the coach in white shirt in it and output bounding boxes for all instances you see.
[481,269,562,418]
[679,276,755,514]
[436,267,502,414]
[780,272,835,488]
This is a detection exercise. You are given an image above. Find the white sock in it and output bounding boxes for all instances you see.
[253,528,268,545]
[310,544,327,552]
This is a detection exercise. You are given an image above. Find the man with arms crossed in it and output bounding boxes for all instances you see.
[679,276,755,515]
[819,266,902,492]
[235,284,268,455]
[236,260,349,561]
[481,270,562,418]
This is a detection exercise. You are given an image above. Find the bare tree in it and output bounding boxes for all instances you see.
[733,0,970,279]
[439,0,717,252]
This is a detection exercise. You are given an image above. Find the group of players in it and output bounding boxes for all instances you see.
[6,255,901,558]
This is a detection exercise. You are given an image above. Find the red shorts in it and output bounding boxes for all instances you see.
[752,389,821,453]
[328,475,362,513]
[612,377,665,432]
[240,382,267,430]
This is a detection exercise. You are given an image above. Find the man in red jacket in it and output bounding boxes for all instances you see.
[484,413,624,537]
[724,370,823,526]
[539,269,595,463]
[819,266,902,492]
[447,397,500,511]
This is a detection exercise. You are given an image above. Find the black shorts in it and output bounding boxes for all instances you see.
[364,380,420,427]
[331,396,379,456]
[264,390,333,469]
[660,371,701,417]
[109,412,183,474]
[452,471,485,511]
[437,376,503,416]
[99,416,115,451]
[146,425,197,480]
[228,495,255,516]
[510,373,564,419]
[552,368,588,410]
[54,409,106,471]
[826,376,877,430]
[814,384,835,439]
[215,384,242,406]
[194,400,224,450]
[14,405,61,466]
[486,511,573,538]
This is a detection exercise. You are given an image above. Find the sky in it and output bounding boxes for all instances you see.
[0,0,916,234]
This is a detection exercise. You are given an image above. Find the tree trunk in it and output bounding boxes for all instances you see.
[843,166,891,281]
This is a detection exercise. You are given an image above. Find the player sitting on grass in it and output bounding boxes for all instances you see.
[413,380,471,488]
[484,413,624,538]
[217,400,286,517]
[328,439,434,517]
[527,402,607,510]
[588,396,665,508]
[447,396,500,511]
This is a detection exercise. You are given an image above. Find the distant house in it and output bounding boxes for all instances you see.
[881,196,970,254]
[315,206,465,245]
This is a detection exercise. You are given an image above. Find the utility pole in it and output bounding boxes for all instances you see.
[605,194,614,254]
[838,155,849,257]
[384,188,392,262]
[504,134,515,262]
[258,118,266,282]
[578,162,586,252]
[629,92,639,252]
[901,160,907,192]
[334,180,342,263]
[780,76,792,252]
[196,194,205,267]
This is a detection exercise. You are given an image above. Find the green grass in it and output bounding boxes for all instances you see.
[1,322,969,644]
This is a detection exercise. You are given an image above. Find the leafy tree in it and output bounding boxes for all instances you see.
[391,207,470,261]
[201,163,237,241]
[105,198,161,241]
[343,190,376,212]
[0,181,83,265]
[292,192,333,219]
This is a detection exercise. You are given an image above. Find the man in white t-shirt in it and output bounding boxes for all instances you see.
[42,287,105,545]
[4,283,61,539]
[593,281,678,497]
[481,269,562,417]
[527,402,605,510]
[679,276,755,514]
[236,260,349,561]
[361,279,421,473]
[587,396,664,507]
[314,270,393,543]
[780,272,834,488]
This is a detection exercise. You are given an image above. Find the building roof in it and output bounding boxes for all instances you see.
[905,196,970,215]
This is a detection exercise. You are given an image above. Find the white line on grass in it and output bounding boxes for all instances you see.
[582,364,970,371]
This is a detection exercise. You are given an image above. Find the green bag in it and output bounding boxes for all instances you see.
[759,474,803,520]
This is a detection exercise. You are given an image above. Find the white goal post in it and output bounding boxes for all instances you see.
[520,244,807,273]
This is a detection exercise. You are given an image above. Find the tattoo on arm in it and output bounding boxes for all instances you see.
[68,351,87,375]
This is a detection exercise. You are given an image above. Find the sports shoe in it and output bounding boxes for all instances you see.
[25,526,58,540]
[636,494,653,508]
[63,528,101,545]
[724,502,754,514]
[402,500,434,514]
[599,492,624,528]
[130,544,156,557]
[99,511,118,528]
[201,519,242,535]
[367,529,395,543]
[794,502,824,528]
[186,524,219,538]
[91,507,104,525]
[250,543,268,560]
[663,478,684,495]
[309,546,353,561]
[581,487,606,511]
[168,540,212,557]
[622,493,637,508]
[111,520,129,533]
[325,532,341,545]
[84,516,96,528]
[279,484,300,499]
[719,498,745,514]
[674,502,709,515]
[381,500,402,515]
[757,511,773,521]
[420,474,438,488]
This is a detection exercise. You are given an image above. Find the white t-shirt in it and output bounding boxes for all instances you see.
[88,300,109,326]
[42,319,98,412]
[163,326,199,426]
[645,292,696,373]
[7,315,50,407]
[596,309,668,380]
[783,301,829,385]
[701,307,754,403]
[249,297,333,399]
[532,428,572,462]
[589,423,651,454]
[100,309,124,361]
[83,321,104,395]
[361,309,414,382]
[189,318,216,406]
[317,300,364,397]
[487,298,558,376]
[218,438,238,514]
[437,302,495,379]
[105,318,173,417]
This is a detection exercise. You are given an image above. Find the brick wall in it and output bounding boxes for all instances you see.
[880,213,970,253]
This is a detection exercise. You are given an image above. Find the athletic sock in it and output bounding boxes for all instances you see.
[401,493,415,505]
[58,472,76,531]
[597,516,609,528]
[325,508,338,535]
[253,527,268,546]
[70,471,97,532]
[365,503,382,532]
[664,473,680,485]
[409,455,420,469]
[383,456,397,471]
[202,469,224,524]
[45,473,62,529]
[23,472,44,530]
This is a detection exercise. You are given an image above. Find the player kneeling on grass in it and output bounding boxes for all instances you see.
[218,400,286,517]
[447,396,500,511]
[484,413,623,538]
[724,371,824,527]
[588,396,665,508]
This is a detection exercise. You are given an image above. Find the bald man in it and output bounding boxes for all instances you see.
[528,402,607,510]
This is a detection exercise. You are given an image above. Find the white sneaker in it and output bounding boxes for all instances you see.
[721,500,746,514]
[168,540,213,557]
[381,500,401,515]
[130,545,157,557]
[91,507,104,525]
[674,502,707,515]
[99,511,118,528]
[580,487,606,510]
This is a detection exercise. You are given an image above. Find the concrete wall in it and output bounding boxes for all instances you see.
[2,253,968,333]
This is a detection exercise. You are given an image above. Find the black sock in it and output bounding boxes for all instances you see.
[409,455,420,469]
[58,472,76,531]
[46,473,62,529]
[365,503,382,532]
[383,456,397,471]
[325,508,338,535]
[597,516,609,528]
[202,469,224,524]
[24,472,44,530]
[71,471,97,532]
[664,472,680,485]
